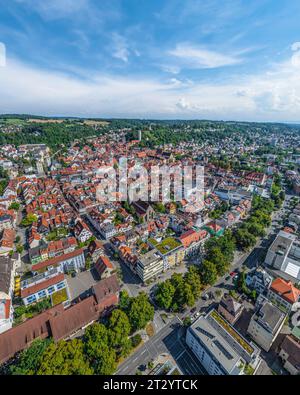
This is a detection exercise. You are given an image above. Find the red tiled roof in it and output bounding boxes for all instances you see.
[97,256,114,269]
[21,273,65,298]
[180,229,207,248]
[270,278,300,304]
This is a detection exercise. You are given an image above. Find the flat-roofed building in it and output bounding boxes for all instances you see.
[247,296,285,352]
[186,309,261,375]
[148,237,184,270]
[136,249,164,283]
[265,230,300,281]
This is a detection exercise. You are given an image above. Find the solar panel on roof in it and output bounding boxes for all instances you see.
[213,340,234,360]
[196,327,214,339]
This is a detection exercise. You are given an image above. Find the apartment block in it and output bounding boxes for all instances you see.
[136,249,164,283]
[247,296,285,352]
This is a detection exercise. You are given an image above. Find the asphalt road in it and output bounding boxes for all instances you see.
[116,317,206,376]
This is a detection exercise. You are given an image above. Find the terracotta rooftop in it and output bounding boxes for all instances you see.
[270,278,300,304]
[21,273,65,298]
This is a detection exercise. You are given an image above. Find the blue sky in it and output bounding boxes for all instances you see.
[1,0,300,121]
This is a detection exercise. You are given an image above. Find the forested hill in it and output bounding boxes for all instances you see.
[0,115,299,151]
[0,117,109,150]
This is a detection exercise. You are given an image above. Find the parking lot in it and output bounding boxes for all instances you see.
[66,268,100,301]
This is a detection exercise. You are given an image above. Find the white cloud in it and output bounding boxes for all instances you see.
[0,43,6,67]
[111,33,131,63]
[161,64,181,74]
[168,43,243,70]
[2,43,300,121]
[176,98,192,110]
[291,42,300,51]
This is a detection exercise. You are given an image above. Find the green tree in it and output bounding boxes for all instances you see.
[173,282,195,309]
[183,317,192,327]
[234,229,257,251]
[245,220,266,237]
[84,323,109,356]
[184,266,202,299]
[9,202,20,211]
[155,280,175,310]
[201,260,218,286]
[37,340,93,375]
[128,293,154,331]
[154,202,166,213]
[83,323,117,375]
[10,339,52,375]
[206,247,228,276]
[16,244,24,254]
[119,290,131,311]
[108,309,132,357]
[21,213,38,227]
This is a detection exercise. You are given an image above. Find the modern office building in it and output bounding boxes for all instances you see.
[186,309,261,375]
[265,230,300,281]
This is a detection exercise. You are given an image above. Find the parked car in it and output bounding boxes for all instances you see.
[230,271,237,277]
[191,307,197,313]
[202,293,209,301]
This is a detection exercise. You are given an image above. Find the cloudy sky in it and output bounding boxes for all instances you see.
[1,0,300,121]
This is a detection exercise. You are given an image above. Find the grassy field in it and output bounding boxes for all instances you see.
[0,118,27,126]
[83,120,110,127]
[28,118,66,124]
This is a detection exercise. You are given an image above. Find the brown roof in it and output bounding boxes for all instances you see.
[0,304,64,364]
[92,274,120,305]
[32,248,84,272]
[49,296,100,342]
[219,294,243,316]
[280,335,300,369]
